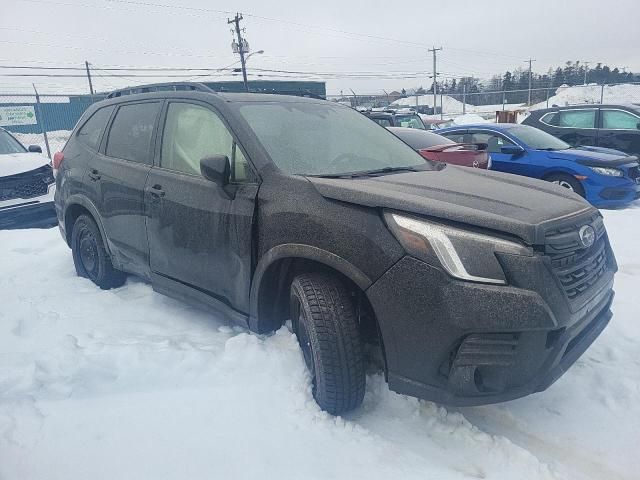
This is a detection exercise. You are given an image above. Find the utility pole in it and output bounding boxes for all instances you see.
[583,61,590,85]
[228,13,249,92]
[85,60,94,96]
[525,58,536,106]
[429,46,443,115]
[462,83,466,114]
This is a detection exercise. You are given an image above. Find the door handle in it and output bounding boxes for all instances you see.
[88,169,101,181]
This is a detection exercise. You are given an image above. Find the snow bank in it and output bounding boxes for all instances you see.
[451,113,490,125]
[531,83,640,110]
[392,94,467,113]
[1,202,639,479]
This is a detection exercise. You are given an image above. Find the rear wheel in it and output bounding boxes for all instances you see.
[290,273,366,415]
[545,173,585,197]
[71,214,126,289]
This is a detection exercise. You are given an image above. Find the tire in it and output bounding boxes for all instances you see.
[545,173,585,198]
[71,214,126,290]
[290,272,366,415]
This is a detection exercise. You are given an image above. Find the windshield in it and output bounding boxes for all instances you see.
[0,130,26,155]
[394,114,426,130]
[508,125,570,150]
[238,102,431,176]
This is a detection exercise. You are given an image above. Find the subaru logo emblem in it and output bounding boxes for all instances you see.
[578,225,596,248]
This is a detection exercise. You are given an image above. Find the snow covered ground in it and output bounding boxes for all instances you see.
[1,204,639,480]
[530,83,640,111]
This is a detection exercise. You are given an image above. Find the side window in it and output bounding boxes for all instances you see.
[470,132,514,153]
[557,110,596,129]
[231,144,254,182]
[602,110,640,130]
[106,102,160,164]
[161,102,252,182]
[76,105,114,151]
[539,112,559,126]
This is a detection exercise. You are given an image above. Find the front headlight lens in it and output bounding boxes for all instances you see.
[385,212,532,285]
[589,166,623,177]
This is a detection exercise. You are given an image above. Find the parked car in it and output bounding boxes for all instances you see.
[438,123,640,208]
[364,110,426,129]
[55,83,616,415]
[388,126,490,169]
[0,127,57,229]
[522,104,640,156]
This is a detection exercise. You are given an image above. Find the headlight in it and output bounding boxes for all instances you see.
[385,212,532,285]
[589,166,623,177]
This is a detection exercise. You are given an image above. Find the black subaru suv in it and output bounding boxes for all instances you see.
[55,83,617,414]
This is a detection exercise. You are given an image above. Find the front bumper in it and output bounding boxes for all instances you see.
[366,254,614,406]
[0,185,57,229]
[583,176,640,207]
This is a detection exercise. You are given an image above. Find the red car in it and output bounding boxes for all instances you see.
[388,127,490,169]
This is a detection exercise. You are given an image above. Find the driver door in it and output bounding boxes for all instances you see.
[468,130,528,176]
[145,101,259,313]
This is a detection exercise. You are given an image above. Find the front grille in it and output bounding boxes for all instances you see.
[0,165,53,202]
[545,216,609,300]
[629,166,640,183]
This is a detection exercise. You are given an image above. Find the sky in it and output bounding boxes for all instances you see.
[1,0,639,95]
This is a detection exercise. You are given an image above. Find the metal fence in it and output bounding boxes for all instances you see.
[0,92,104,157]
[2,82,640,157]
[326,82,640,121]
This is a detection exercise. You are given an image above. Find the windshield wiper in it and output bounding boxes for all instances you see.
[309,165,425,179]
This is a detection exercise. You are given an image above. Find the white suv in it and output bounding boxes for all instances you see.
[0,127,56,229]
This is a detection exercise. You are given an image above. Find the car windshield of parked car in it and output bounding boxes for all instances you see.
[508,125,571,150]
[394,114,426,130]
[0,130,27,155]
[239,102,432,176]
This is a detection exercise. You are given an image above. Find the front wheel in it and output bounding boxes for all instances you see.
[290,273,366,415]
[71,214,126,290]
[545,173,585,198]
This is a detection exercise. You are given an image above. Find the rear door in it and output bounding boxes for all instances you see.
[539,108,598,147]
[89,100,161,276]
[597,108,640,156]
[145,100,259,313]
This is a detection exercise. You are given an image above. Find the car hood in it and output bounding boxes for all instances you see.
[0,152,51,177]
[307,166,594,245]
[546,148,638,167]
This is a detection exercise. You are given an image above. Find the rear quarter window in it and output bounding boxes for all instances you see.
[76,105,115,151]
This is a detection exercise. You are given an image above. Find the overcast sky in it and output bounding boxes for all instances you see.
[2,0,639,95]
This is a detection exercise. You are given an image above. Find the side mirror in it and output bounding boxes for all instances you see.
[200,155,230,185]
[501,145,525,156]
[28,145,42,153]
[636,122,640,130]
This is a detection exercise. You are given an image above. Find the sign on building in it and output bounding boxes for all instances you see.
[0,106,37,127]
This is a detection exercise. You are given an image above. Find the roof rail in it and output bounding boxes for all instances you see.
[106,82,215,99]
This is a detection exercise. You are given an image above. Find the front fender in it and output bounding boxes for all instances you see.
[248,243,373,333]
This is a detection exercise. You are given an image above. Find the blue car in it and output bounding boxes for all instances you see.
[438,123,640,208]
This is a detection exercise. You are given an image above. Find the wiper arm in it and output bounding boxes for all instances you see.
[308,166,423,179]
